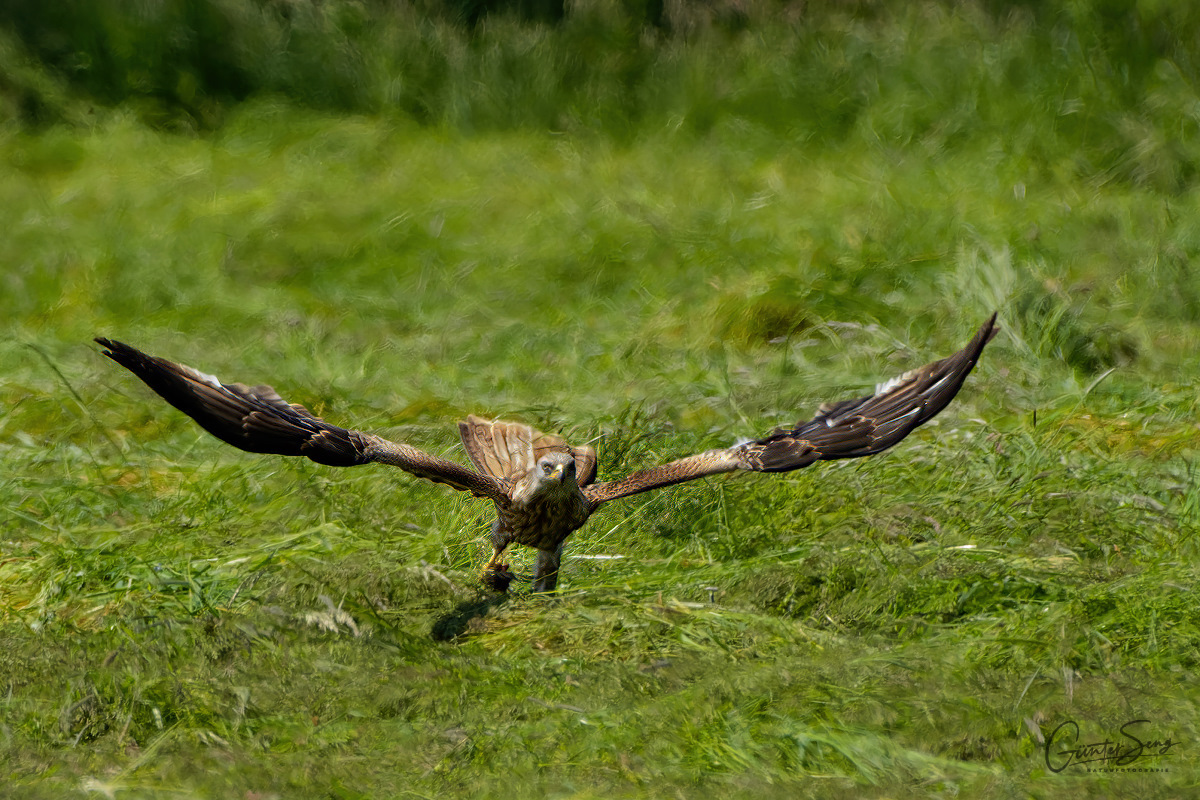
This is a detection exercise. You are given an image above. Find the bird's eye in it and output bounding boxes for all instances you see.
[542,463,552,475]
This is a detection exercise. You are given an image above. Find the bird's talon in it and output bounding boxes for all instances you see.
[481,563,514,593]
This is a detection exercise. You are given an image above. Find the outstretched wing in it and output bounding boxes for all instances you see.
[582,314,997,506]
[95,338,506,501]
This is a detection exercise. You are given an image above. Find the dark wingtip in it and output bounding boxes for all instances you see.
[962,312,999,371]
[94,337,134,361]
[980,312,1000,344]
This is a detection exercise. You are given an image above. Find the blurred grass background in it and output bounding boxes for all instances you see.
[2,1,1199,797]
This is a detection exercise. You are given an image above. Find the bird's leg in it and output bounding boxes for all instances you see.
[531,543,564,594]
[479,519,515,593]
[480,546,514,593]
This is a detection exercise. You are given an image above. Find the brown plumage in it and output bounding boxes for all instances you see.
[96,313,996,593]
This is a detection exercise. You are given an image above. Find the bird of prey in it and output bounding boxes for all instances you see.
[96,314,996,593]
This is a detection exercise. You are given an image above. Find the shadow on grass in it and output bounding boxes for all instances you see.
[430,593,510,641]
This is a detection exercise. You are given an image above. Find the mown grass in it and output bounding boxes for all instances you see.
[3,2,1200,798]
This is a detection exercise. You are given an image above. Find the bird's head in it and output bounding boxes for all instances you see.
[513,451,578,502]
[537,452,575,485]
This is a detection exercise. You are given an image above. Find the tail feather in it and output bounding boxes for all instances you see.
[458,414,597,487]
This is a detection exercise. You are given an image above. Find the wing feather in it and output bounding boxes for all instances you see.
[459,415,598,488]
[583,314,997,506]
[96,338,506,501]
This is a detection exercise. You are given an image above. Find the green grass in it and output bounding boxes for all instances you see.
[3,3,1200,797]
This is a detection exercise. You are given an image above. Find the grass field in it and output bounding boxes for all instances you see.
[3,2,1200,797]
